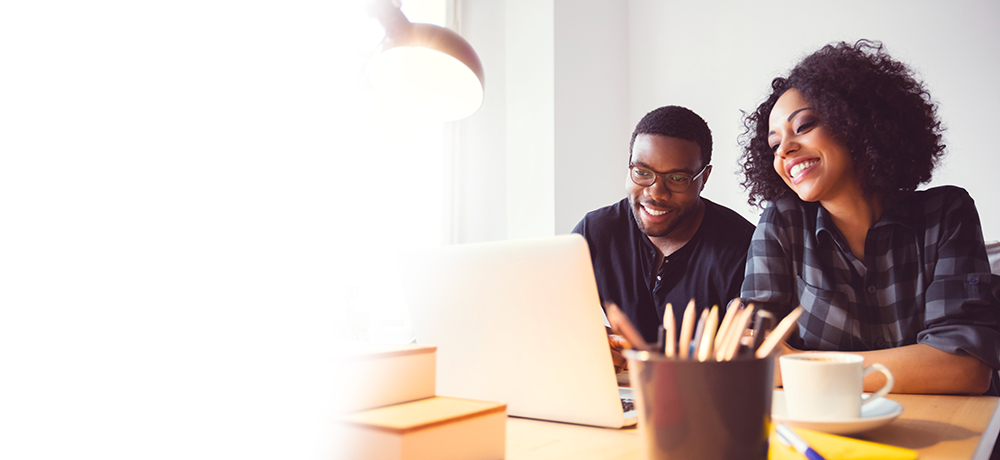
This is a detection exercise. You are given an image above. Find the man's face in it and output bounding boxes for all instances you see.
[626,134,710,239]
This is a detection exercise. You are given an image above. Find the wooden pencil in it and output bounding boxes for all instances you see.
[755,306,804,358]
[663,304,676,358]
[604,301,653,352]
[689,307,709,360]
[714,298,742,351]
[714,305,743,360]
[696,305,719,362]
[723,304,756,361]
[678,299,696,360]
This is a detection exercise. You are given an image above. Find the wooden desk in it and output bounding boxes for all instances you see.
[506,393,1000,460]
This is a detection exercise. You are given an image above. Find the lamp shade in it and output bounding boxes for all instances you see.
[367,22,485,121]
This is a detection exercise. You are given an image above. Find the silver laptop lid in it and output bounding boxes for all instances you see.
[405,234,630,428]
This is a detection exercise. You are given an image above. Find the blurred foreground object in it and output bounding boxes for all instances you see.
[334,343,436,414]
[333,343,506,459]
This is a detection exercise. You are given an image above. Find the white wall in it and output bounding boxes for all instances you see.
[625,0,1000,238]
[554,0,630,234]
[505,0,557,238]
[455,0,630,240]
[452,0,509,243]
[453,0,562,242]
[458,0,1000,242]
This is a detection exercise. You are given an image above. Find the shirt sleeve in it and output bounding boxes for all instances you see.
[722,223,754,307]
[741,202,798,319]
[916,189,1000,369]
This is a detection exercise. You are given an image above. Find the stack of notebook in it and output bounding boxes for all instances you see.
[333,343,506,460]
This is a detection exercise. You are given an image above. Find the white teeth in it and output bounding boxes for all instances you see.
[790,160,818,178]
[643,205,667,216]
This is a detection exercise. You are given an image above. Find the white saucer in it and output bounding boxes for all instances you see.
[771,390,904,435]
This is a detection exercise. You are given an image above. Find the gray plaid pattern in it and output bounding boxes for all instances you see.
[741,186,1000,368]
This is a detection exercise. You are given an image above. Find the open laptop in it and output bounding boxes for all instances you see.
[404,234,637,428]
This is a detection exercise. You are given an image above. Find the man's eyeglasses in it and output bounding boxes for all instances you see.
[629,163,709,193]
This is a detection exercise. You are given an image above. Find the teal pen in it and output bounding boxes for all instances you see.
[776,423,827,460]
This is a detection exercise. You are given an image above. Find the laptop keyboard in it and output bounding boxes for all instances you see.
[621,398,634,413]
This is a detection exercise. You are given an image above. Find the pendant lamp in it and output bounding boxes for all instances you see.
[366,0,485,121]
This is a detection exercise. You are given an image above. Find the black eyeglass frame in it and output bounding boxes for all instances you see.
[628,163,710,193]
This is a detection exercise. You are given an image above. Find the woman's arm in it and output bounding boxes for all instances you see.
[907,188,999,394]
[774,341,993,394]
[857,343,992,394]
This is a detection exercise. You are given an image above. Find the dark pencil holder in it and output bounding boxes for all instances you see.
[624,351,775,460]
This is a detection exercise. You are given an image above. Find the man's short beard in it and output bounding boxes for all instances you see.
[630,197,693,238]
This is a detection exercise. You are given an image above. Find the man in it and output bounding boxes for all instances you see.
[573,106,755,352]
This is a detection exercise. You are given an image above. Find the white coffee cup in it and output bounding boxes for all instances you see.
[779,352,894,420]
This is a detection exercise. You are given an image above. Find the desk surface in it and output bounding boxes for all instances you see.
[506,393,1000,460]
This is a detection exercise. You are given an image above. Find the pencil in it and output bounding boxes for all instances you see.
[604,302,653,352]
[755,306,804,358]
[750,309,776,351]
[689,307,709,360]
[678,299,696,360]
[714,298,742,351]
[696,305,718,362]
[714,303,743,361]
[722,304,755,361]
[663,304,676,358]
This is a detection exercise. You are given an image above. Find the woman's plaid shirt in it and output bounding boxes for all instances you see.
[741,186,1000,368]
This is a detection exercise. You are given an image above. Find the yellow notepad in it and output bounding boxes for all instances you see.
[769,426,917,460]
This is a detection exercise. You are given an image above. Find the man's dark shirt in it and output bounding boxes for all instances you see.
[573,197,755,343]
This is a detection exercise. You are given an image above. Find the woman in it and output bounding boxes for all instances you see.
[739,40,999,394]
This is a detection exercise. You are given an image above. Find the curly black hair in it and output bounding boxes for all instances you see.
[630,105,712,168]
[739,40,945,207]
